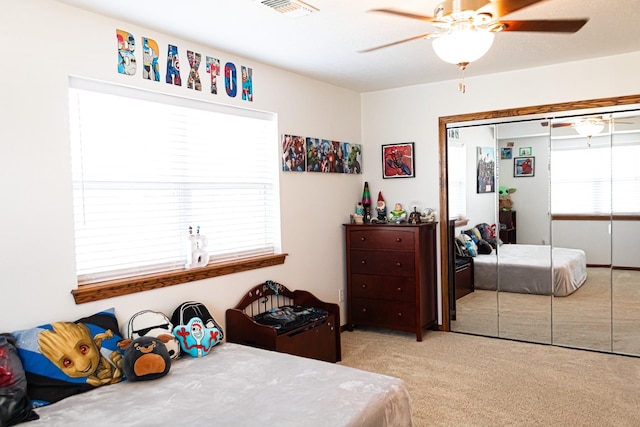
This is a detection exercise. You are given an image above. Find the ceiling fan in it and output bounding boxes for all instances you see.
[543,116,607,138]
[542,116,632,138]
[361,0,589,92]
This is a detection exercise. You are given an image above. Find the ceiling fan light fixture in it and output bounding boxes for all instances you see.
[432,29,494,66]
[574,120,605,138]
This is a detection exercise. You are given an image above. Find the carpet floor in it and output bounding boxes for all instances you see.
[339,328,640,427]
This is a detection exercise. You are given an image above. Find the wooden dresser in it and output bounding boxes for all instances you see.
[343,223,438,341]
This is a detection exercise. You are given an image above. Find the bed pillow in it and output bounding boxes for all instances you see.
[0,333,39,425]
[11,308,124,408]
[477,239,493,254]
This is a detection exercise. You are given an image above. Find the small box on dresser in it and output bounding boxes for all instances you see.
[343,222,438,341]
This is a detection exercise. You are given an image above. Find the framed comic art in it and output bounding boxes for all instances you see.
[382,142,414,179]
[514,156,535,177]
[281,134,306,172]
[476,146,495,193]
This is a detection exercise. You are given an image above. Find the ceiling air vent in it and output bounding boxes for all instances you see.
[255,0,319,17]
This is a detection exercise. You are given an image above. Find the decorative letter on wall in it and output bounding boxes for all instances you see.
[166,44,182,86]
[241,66,253,102]
[187,51,202,91]
[224,62,237,98]
[142,37,160,81]
[206,57,220,95]
[116,29,136,75]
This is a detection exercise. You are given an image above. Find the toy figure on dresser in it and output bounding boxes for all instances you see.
[388,203,407,223]
[499,186,516,211]
[421,208,437,223]
[374,192,387,222]
[408,207,421,224]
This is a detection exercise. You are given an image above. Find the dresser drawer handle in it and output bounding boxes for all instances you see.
[361,284,367,288]
[361,260,367,265]
[396,262,402,267]
[360,237,366,241]
[397,287,402,292]
[361,308,367,313]
[397,312,403,317]
[396,238,402,242]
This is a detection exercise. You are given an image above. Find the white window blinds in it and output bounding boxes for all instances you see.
[448,142,467,218]
[550,135,640,215]
[68,78,280,284]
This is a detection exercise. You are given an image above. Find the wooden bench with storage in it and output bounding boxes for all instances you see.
[225,281,341,363]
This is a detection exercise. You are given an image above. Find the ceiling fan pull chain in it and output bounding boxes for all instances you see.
[458,66,466,93]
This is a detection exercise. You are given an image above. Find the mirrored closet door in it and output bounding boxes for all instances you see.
[444,98,640,357]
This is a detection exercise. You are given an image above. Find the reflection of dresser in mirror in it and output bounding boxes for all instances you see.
[499,210,516,244]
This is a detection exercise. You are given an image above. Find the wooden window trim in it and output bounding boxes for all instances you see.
[71,253,288,304]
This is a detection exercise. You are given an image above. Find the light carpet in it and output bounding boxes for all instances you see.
[339,328,640,427]
[451,268,640,355]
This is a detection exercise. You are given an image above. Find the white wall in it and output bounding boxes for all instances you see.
[362,50,640,322]
[0,0,361,332]
[463,126,497,227]
[498,135,550,245]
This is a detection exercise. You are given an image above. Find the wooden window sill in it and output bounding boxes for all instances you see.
[71,253,288,304]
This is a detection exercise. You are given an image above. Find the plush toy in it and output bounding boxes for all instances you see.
[126,310,181,360]
[117,335,172,381]
[172,317,222,358]
[498,186,516,211]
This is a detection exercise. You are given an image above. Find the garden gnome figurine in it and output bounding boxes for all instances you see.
[376,192,387,222]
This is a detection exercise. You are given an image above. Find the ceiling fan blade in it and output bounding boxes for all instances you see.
[368,8,437,22]
[478,0,544,19]
[541,121,576,128]
[498,19,589,33]
[359,33,433,53]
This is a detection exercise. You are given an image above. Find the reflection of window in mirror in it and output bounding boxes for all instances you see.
[551,134,640,216]
[448,140,466,220]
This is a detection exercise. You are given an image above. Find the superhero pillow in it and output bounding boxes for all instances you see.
[11,308,124,408]
[172,316,222,358]
[0,333,39,425]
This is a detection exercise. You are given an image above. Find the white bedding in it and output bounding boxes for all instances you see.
[473,244,587,296]
[32,342,413,427]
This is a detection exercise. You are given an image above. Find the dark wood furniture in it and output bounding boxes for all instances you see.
[499,210,517,244]
[344,223,438,341]
[448,219,474,321]
[225,281,341,363]
[455,256,474,299]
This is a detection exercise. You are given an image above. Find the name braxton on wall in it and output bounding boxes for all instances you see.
[116,29,253,102]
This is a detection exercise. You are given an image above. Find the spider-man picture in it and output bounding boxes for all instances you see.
[383,143,414,178]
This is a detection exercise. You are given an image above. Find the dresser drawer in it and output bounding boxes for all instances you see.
[348,229,415,251]
[349,250,415,277]
[351,274,415,302]
[351,298,415,330]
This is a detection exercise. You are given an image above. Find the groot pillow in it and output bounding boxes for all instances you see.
[11,308,124,408]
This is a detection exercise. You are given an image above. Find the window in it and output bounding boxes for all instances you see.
[551,136,640,215]
[68,78,281,286]
[448,141,467,218]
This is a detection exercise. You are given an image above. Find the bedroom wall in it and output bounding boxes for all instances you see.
[463,127,497,229]
[0,0,362,332]
[498,135,550,245]
[361,51,640,322]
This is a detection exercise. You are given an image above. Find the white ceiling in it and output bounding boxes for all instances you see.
[56,0,640,92]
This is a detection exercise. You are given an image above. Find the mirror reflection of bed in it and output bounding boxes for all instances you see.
[442,96,640,357]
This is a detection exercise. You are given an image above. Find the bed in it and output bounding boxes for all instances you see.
[473,244,587,296]
[31,342,413,426]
